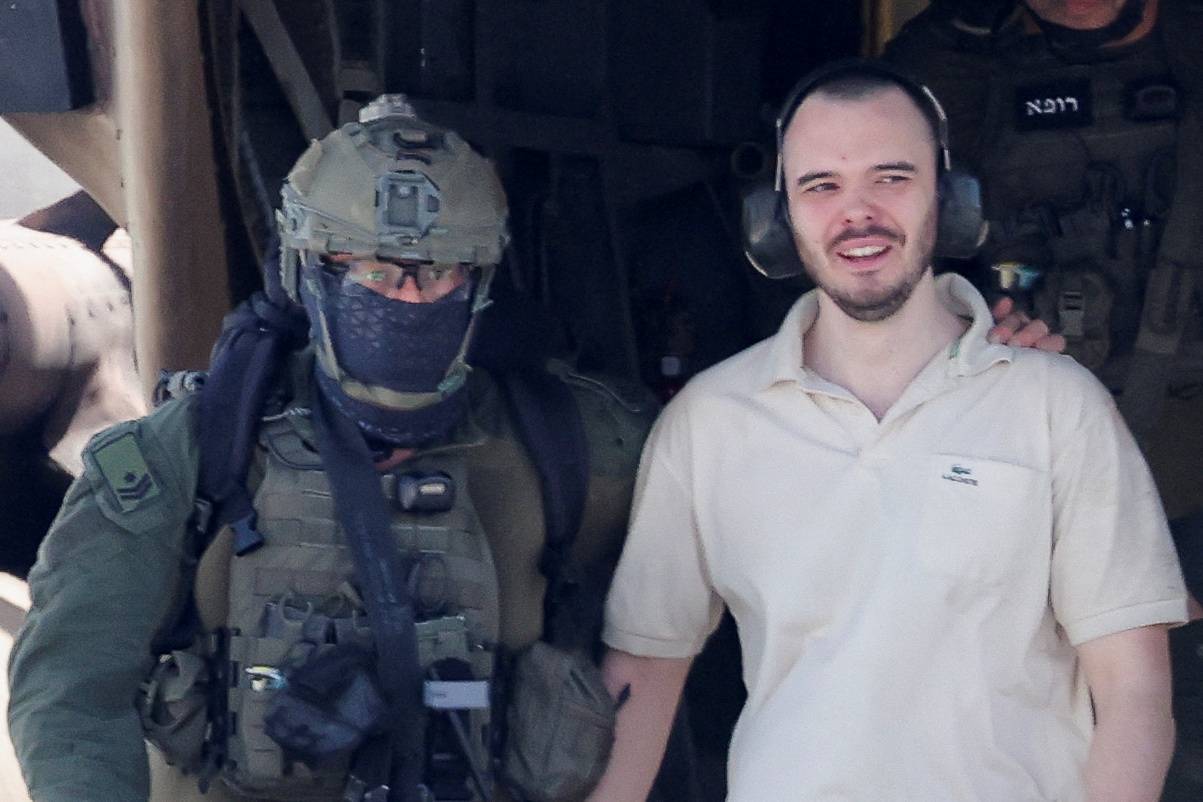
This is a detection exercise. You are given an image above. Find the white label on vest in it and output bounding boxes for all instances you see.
[1014,77,1092,131]
[424,680,490,710]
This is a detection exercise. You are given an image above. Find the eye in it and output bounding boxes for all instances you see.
[421,264,470,286]
[338,257,399,286]
[877,173,911,185]
[802,181,838,194]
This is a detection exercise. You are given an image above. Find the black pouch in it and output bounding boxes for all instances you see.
[263,643,389,766]
[501,641,618,802]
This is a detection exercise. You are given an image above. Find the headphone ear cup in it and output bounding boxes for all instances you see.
[935,169,988,260]
[742,180,808,279]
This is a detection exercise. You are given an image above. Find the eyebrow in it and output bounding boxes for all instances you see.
[795,170,834,186]
[875,161,918,173]
[794,161,918,187]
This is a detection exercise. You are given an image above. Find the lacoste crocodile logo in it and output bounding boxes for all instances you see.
[942,464,978,486]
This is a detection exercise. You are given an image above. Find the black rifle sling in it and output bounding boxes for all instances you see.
[196,293,308,554]
[497,370,590,646]
[310,387,426,802]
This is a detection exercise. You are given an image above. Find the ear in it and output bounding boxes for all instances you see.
[935,169,987,259]
[741,180,808,279]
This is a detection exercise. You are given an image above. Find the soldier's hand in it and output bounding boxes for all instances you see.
[988,296,1067,353]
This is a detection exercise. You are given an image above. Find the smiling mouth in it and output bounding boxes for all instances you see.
[837,245,889,259]
[829,225,903,265]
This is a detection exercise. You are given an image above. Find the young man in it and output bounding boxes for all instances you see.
[590,61,1188,802]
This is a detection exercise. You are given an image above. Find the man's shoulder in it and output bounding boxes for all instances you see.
[25,395,201,585]
[1004,345,1099,381]
[473,363,660,478]
[557,363,660,477]
[997,347,1118,420]
[75,395,202,531]
[676,336,776,405]
[885,7,958,53]
[884,6,1000,64]
[84,394,202,468]
[638,337,776,454]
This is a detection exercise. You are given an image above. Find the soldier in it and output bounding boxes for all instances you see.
[7,97,657,802]
[885,0,1203,594]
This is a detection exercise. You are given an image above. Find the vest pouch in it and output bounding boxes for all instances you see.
[139,647,210,772]
[263,643,388,764]
[1035,267,1114,371]
[501,641,617,802]
[222,614,368,801]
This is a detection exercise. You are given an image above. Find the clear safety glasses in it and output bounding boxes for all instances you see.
[326,257,471,302]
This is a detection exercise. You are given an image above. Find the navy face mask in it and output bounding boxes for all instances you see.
[304,270,474,447]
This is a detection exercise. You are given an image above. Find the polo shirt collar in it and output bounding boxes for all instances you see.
[937,272,1014,377]
[759,272,1013,392]
[760,288,820,390]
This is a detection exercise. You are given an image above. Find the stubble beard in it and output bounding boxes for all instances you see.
[794,204,938,323]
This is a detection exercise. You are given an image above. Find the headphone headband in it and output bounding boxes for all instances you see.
[773,58,952,192]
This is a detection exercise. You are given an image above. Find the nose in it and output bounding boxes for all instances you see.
[385,273,425,303]
[840,189,878,225]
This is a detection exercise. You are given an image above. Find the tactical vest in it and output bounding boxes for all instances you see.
[975,16,1203,391]
[145,413,501,802]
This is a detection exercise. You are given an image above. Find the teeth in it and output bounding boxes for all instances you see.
[840,245,887,258]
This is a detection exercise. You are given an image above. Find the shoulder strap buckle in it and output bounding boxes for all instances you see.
[230,513,266,556]
[190,497,214,536]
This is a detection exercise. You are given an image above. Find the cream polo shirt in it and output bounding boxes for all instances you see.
[603,273,1187,802]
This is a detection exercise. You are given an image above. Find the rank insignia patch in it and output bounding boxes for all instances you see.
[93,432,161,512]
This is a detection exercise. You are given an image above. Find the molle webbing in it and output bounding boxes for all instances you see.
[1154,0,1203,275]
[219,416,499,800]
[1117,0,1203,439]
[981,18,1203,436]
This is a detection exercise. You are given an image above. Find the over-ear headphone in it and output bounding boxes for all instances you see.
[742,58,986,280]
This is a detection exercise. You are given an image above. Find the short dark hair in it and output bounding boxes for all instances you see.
[775,60,950,181]
[807,73,944,152]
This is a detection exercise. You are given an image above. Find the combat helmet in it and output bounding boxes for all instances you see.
[277,95,510,412]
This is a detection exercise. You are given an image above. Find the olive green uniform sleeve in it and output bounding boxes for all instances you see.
[464,368,658,653]
[556,369,659,654]
[8,398,201,802]
[564,369,659,572]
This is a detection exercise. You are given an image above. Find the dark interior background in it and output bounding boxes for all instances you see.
[2,2,1202,799]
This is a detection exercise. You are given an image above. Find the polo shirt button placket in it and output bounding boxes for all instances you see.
[845,403,879,448]
[861,449,888,468]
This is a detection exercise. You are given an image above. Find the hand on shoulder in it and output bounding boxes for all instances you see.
[988,296,1067,353]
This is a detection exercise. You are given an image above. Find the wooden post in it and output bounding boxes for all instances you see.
[113,0,231,397]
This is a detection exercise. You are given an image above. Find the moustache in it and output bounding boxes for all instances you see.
[828,225,904,251]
